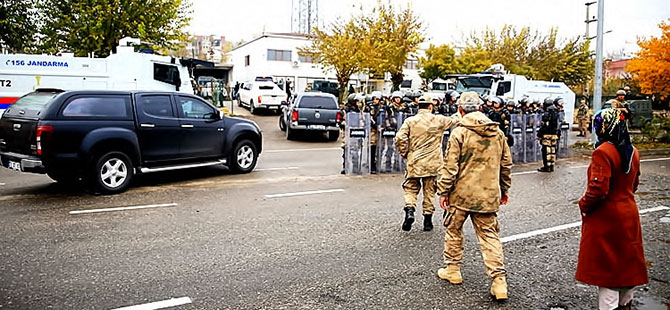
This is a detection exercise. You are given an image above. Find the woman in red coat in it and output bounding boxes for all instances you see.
[576,108,648,310]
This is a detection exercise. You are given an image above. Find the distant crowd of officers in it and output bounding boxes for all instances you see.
[338,89,582,173]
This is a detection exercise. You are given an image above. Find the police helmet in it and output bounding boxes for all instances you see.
[391,91,403,99]
[553,97,565,107]
[490,96,504,106]
[371,91,382,100]
[506,100,516,107]
[354,93,366,102]
[543,97,554,107]
[346,93,357,104]
[446,90,460,102]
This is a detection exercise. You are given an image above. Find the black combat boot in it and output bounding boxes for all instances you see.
[402,206,415,231]
[423,214,433,231]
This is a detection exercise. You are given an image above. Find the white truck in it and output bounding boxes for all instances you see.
[0,38,193,112]
[449,70,576,123]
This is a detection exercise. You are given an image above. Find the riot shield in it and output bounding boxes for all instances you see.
[534,113,543,161]
[377,112,404,173]
[510,114,525,163]
[345,112,371,175]
[558,111,569,158]
[523,113,537,162]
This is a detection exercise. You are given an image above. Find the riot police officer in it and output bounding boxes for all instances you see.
[506,101,518,114]
[340,94,367,174]
[537,98,560,172]
[445,90,460,115]
[369,91,383,173]
[488,96,513,147]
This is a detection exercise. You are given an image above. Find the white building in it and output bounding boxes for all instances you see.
[229,32,423,94]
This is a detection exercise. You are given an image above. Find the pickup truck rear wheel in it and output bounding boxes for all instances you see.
[229,139,257,173]
[327,130,339,141]
[279,115,286,131]
[92,151,134,194]
[286,125,297,140]
[249,100,256,115]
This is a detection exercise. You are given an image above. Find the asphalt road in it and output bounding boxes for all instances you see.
[1,106,668,310]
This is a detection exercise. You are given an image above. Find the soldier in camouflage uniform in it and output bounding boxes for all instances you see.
[395,95,460,232]
[369,91,384,174]
[537,97,560,172]
[577,99,590,137]
[435,92,513,301]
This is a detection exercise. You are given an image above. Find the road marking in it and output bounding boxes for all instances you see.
[265,147,340,153]
[111,296,192,310]
[255,166,299,171]
[69,203,177,215]
[568,165,589,169]
[511,170,537,176]
[640,157,670,163]
[265,188,345,199]
[0,182,5,186]
[501,206,670,243]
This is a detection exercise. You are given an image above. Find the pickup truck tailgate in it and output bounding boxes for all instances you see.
[0,115,38,155]
[297,108,338,126]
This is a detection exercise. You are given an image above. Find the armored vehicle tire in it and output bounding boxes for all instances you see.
[327,130,339,141]
[91,151,134,194]
[279,115,286,131]
[229,139,258,173]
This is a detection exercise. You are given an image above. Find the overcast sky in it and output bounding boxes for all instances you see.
[187,0,669,56]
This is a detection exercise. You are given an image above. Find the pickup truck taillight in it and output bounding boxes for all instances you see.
[336,112,341,123]
[36,125,53,156]
[257,96,262,104]
[291,110,299,122]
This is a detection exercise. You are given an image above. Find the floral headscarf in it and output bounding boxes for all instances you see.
[593,108,634,174]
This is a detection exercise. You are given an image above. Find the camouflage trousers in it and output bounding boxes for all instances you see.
[402,175,436,215]
[443,208,506,278]
[540,134,559,168]
[578,119,589,136]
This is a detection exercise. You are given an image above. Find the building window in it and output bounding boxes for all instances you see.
[245,55,250,66]
[404,59,418,70]
[298,55,314,63]
[267,49,292,61]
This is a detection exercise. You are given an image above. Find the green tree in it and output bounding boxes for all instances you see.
[417,44,458,83]
[38,0,192,57]
[359,2,424,90]
[299,19,367,103]
[0,0,37,53]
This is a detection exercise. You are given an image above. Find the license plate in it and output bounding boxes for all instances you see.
[269,106,278,110]
[308,125,326,130]
[8,160,21,171]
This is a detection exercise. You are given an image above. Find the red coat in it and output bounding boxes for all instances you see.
[576,142,648,288]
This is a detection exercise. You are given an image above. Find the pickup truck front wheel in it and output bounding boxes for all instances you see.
[229,139,257,173]
[92,151,134,194]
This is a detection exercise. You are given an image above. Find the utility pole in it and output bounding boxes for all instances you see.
[592,0,605,141]
[585,2,597,40]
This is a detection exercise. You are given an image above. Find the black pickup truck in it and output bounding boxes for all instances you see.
[0,89,262,194]
[278,92,340,141]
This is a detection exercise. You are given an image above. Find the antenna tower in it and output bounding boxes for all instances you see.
[291,0,319,34]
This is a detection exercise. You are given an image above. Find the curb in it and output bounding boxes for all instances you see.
[570,148,670,157]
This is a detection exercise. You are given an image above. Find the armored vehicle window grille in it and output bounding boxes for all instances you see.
[153,63,180,85]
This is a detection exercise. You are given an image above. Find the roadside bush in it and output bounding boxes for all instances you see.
[639,116,669,143]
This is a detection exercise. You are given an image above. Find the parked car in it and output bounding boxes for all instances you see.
[279,92,340,141]
[238,81,286,114]
[0,89,262,194]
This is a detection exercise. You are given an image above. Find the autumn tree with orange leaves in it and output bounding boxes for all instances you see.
[627,21,670,99]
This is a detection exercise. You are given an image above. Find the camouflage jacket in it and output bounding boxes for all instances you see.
[436,111,513,213]
[395,109,460,178]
